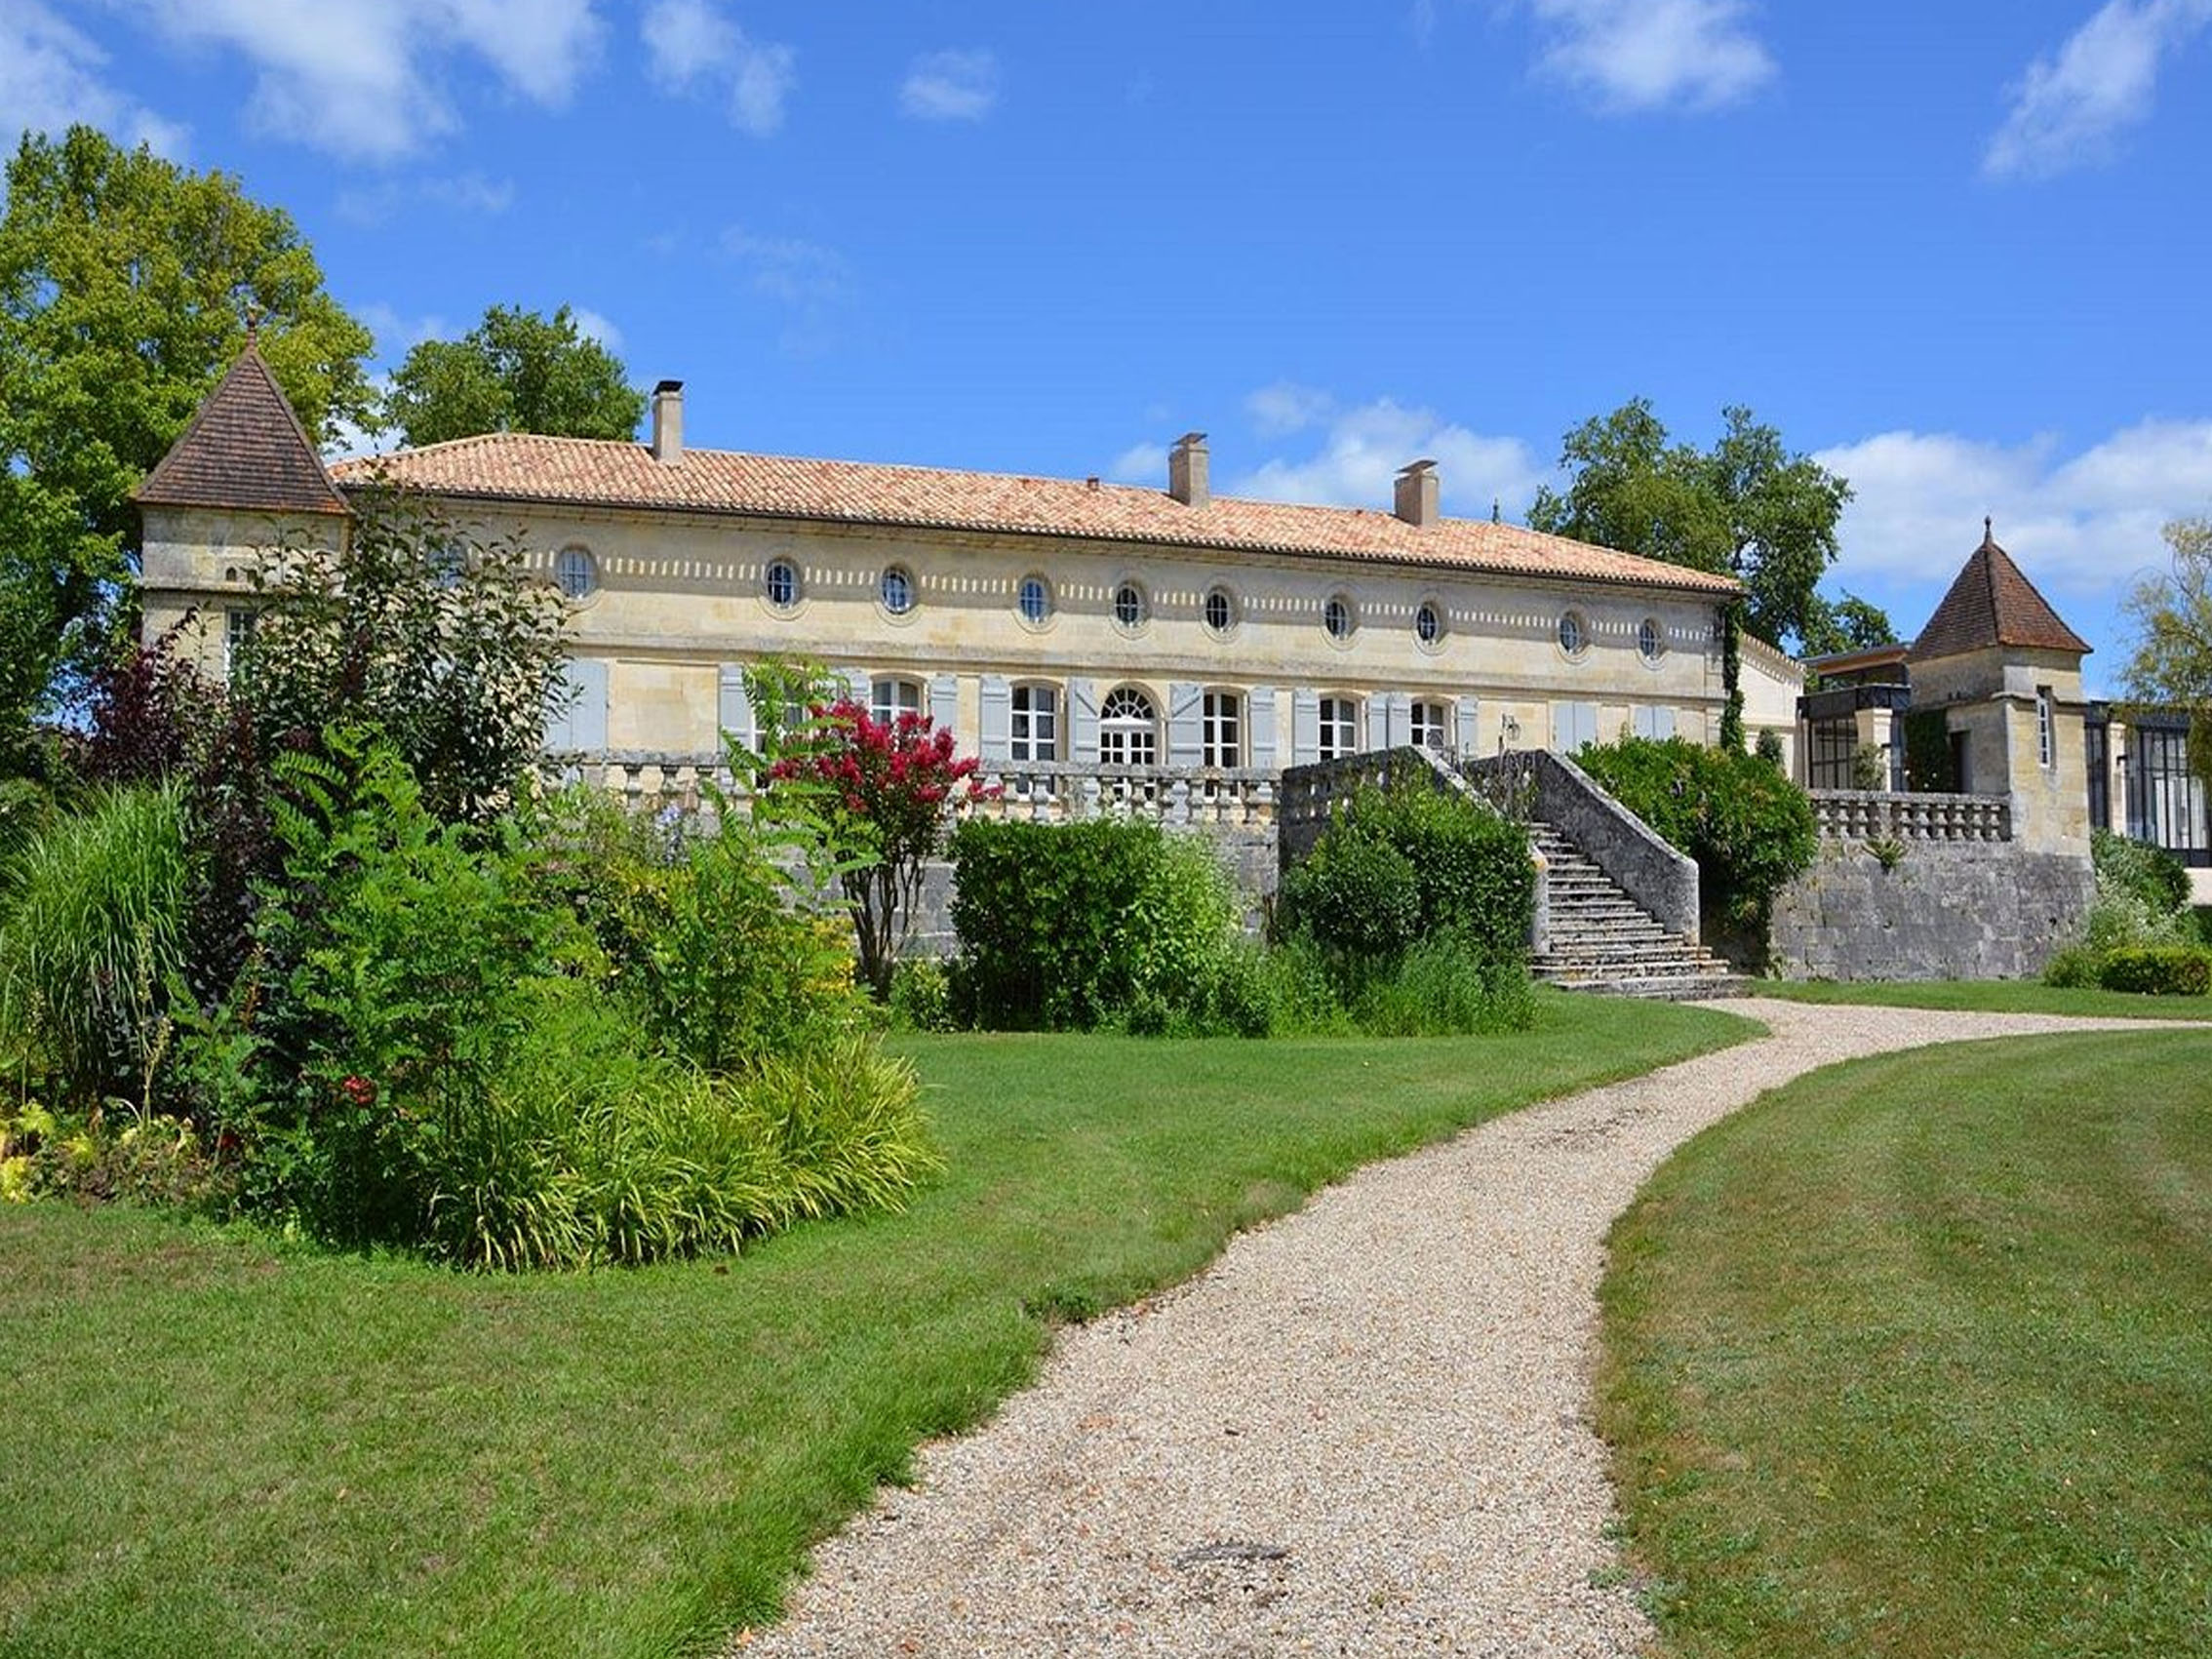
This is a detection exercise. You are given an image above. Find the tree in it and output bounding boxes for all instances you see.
[769,701,983,999]
[1798,591,1899,659]
[1528,399,1853,652]
[2121,511,2212,786]
[381,305,646,448]
[0,125,376,733]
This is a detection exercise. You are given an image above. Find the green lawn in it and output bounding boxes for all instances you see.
[1600,1030,2212,1658]
[1,992,1753,1659]
[1756,977,2212,1020]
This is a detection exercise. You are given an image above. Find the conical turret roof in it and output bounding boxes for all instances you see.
[1908,521,2089,661]
[134,340,349,517]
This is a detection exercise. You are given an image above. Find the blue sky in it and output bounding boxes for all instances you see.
[8,0,2212,689]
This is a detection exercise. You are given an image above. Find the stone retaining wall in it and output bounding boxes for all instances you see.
[1769,840,2093,981]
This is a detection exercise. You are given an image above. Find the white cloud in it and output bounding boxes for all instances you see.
[119,0,606,162]
[355,301,452,360]
[642,0,795,136]
[1244,381,1334,438]
[571,306,621,350]
[1525,0,1776,113]
[1108,442,1167,485]
[720,225,851,354]
[1984,0,2212,179]
[1228,395,1548,518]
[900,49,999,121]
[336,170,515,226]
[1814,419,2212,599]
[0,0,187,153]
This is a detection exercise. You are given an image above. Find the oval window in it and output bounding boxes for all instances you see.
[766,559,800,610]
[880,566,916,615]
[1638,617,1664,661]
[1114,582,1147,630]
[1558,611,1588,656]
[554,547,598,599]
[1323,595,1355,642]
[1205,587,1235,636]
[1415,601,1442,645]
[1018,574,1052,625]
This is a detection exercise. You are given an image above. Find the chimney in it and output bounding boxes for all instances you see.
[651,379,684,464]
[1167,432,1209,508]
[1394,458,1439,528]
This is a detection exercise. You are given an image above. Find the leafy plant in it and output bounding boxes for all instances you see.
[2093,943,2212,997]
[2091,828,2192,916]
[1576,734,1817,943]
[768,697,983,998]
[0,782,188,1104]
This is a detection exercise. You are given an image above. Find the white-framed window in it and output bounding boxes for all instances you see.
[1098,685,1157,765]
[1018,574,1052,625]
[223,608,257,675]
[1410,699,1449,750]
[1638,618,1664,662]
[765,559,800,610]
[1319,694,1359,760]
[870,676,923,724]
[1113,581,1147,631]
[880,566,916,615]
[2037,686,2054,770]
[1558,611,1587,657]
[1202,691,1242,768]
[1205,587,1236,636]
[1010,684,1058,761]
[1323,594,1355,643]
[554,546,598,599]
[1415,601,1442,646]
[427,542,465,588]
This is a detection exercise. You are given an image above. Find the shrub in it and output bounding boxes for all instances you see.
[1576,735,1817,936]
[888,958,958,1032]
[1347,938,1538,1037]
[2091,829,2192,917]
[1281,824,1421,959]
[0,1100,230,1210]
[2095,944,2212,997]
[0,783,188,1105]
[947,818,1244,1031]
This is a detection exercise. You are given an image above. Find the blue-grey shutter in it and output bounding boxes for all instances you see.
[568,658,609,753]
[928,672,959,738]
[1384,691,1412,749]
[1650,705,1677,740]
[978,675,1012,761]
[1070,678,1100,762]
[1455,697,1480,756]
[1291,689,1320,766]
[838,667,869,707]
[543,670,575,751]
[1247,687,1278,770]
[718,665,754,750]
[1166,682,1204,767]
[1554,701,1596,752]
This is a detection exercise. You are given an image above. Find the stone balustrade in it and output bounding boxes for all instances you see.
[1809,788,2011,843]
[538,751,1279,827]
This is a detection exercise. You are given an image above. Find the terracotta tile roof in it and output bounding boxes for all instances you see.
[134,343,349,517]
[332,434,1743,598]
[1909,523,2091,661]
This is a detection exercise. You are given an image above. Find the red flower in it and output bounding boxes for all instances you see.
[340,1074,377,1108]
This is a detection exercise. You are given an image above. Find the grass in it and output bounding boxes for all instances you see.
[1600,1030,2212,1658]
[0,991,1753,1659]
[1754,976,2212,1020]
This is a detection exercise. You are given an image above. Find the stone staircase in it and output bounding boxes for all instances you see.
[1528,820,1739,999]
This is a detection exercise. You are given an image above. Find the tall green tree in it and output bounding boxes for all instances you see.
[1798,591,1899,659]
[382,305,646,448]
[2121,512,2212,785]
[1528,399,1853,652]
[0,124,375,735]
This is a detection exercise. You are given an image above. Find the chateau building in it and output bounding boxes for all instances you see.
[136,352,1803,780]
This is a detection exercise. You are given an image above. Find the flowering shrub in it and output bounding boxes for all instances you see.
[768,698,985,998]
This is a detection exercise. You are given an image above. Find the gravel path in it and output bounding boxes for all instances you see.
[743,998,2172,1658]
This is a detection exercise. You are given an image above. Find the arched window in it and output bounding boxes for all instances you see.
[1098,686,1158,766]
[1319,695,1359,760]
